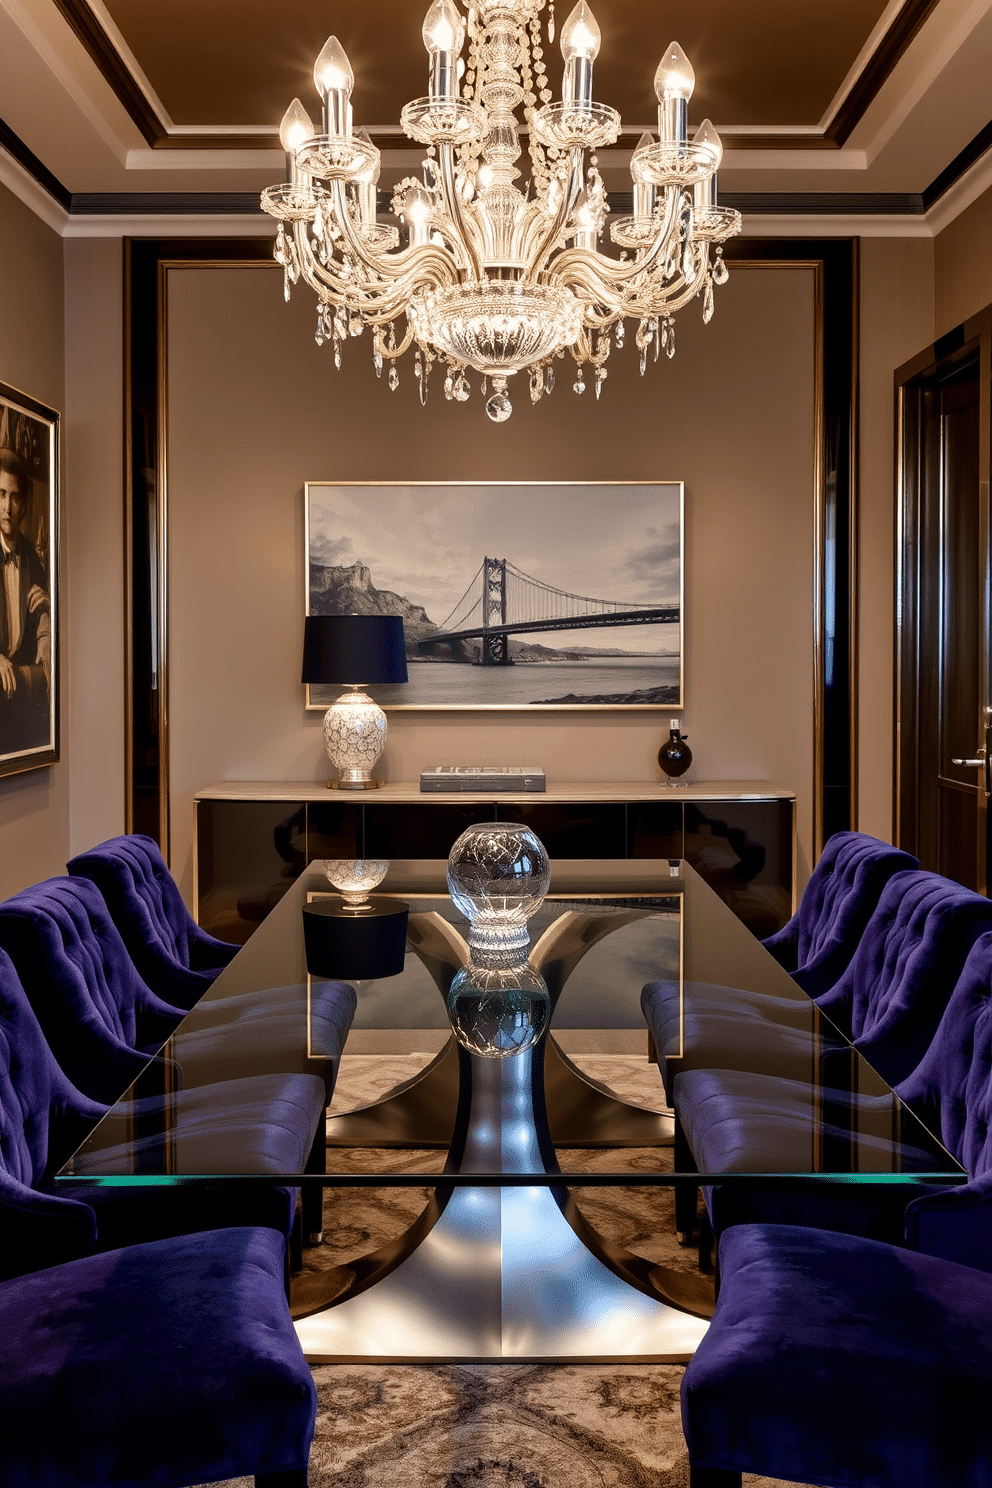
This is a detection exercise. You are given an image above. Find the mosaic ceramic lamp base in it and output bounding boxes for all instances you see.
[323,688,387,789]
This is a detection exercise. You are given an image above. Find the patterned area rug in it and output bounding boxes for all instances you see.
[210,1053,812,1488]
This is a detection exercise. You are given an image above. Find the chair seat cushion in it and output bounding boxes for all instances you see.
[682,1223,992,1488]
[172,981,356,1094]
[67,1072,328,1177]
[673,1067,939,1241]
[642,979,839,1102]
[0,1227,316,1488]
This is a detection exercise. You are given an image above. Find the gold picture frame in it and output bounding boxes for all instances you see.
[0,380,59,778]
[304,480,684,712]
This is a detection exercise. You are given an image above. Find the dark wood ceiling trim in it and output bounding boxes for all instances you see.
[923,117,992,210]
[827,0,942,144]
[49,0,942,156]
[0,117,71,209]
[51,0,164,147]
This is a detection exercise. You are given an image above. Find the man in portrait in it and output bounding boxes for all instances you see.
[0,446,51,757]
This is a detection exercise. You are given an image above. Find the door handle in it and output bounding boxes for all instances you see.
[952,742,992,797]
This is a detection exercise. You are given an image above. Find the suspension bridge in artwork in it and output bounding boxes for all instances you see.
[416,557,679,666]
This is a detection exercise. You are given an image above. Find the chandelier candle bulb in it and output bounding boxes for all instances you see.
[560,0,600,110]
[692,118,723,169]
[405,184,433,245]
[313,35,354,136]
[278,98,314,186]
[655,40,694,144]
[424,0,464,101]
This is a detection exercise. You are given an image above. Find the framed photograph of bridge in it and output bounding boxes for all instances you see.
[304,481,683,710]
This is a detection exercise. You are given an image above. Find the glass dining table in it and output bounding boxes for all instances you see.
[57,858,965,1363]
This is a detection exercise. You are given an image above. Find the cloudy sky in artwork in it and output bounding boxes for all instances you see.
[307,483,681,643]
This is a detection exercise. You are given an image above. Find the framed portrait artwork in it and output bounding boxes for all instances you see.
[305,482,683,710]
[0,382,59,777]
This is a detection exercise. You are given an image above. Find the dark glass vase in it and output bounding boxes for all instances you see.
[658,720,692,786]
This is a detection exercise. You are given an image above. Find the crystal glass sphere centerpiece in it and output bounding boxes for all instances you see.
[445,822,552,1058]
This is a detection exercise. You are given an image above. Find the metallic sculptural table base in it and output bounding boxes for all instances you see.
[296,1040,709,1363]
[296,900,707,1362]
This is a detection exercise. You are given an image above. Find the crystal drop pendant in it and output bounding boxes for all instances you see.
[373,350,383,378]
[486,391,512,422]
[444,375,454,400]
[713,254,729,286]
[283,268,291,304]
[419,376,429,405]
[639,349,648,376]
[455,377,470,402]
[545,365,555,394]
[388,365,399,391]
[530,367,544,403]
[595,367,606,399]
[333,338,342,369]
[547,0,555,42]
[615,321,625,347]
[573,377,585,394]
[666,322,676,359]
[702,279,715,324]
[480,377,487,397]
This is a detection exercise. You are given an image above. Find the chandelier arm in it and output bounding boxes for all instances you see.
[524,146,585,279]
[291,233,443,327]
[373,322,417,359]
[437,142,484,280]
[291,226,370,302]
[328,179,460,291]
[548,187,684,296]
[638,246,713,317]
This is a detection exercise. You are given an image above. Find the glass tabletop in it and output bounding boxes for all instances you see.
[56,859,964,1190]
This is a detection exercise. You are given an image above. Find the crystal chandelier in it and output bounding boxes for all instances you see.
[261,0,741,421]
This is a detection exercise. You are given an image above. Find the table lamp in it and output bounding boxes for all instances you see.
[301,614,408,789]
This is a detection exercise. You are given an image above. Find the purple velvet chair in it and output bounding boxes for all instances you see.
[652,870,992,1244]
[68,832,237,1008]
[761,830,918,996]
[0,943,331,1271]
[1,1227,317,1488]
[682,1218,992,1488]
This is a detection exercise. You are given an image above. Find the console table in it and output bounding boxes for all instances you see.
[193,780,796,944]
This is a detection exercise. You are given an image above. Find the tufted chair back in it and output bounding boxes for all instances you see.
[0,878,184,1104]
[816,869,992,1087]
[763,831,919,996]
[896,929,992,1178]
[68,835,237,983]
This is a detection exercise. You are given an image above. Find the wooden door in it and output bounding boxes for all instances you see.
[898,318,992,892]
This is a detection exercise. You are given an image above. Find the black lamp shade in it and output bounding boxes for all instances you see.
[301,615,408,686]
[303,898,409,980]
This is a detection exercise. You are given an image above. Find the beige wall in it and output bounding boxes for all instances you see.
[935,182,992,339]
[64,236,126,856]
[0,183,67,897]
[856,237,934,842]
[165,260,817,903]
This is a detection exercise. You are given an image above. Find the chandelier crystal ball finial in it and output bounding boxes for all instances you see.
[262,0,741,418]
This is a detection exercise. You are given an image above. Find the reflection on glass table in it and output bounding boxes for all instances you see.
[58,859,963,1363]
